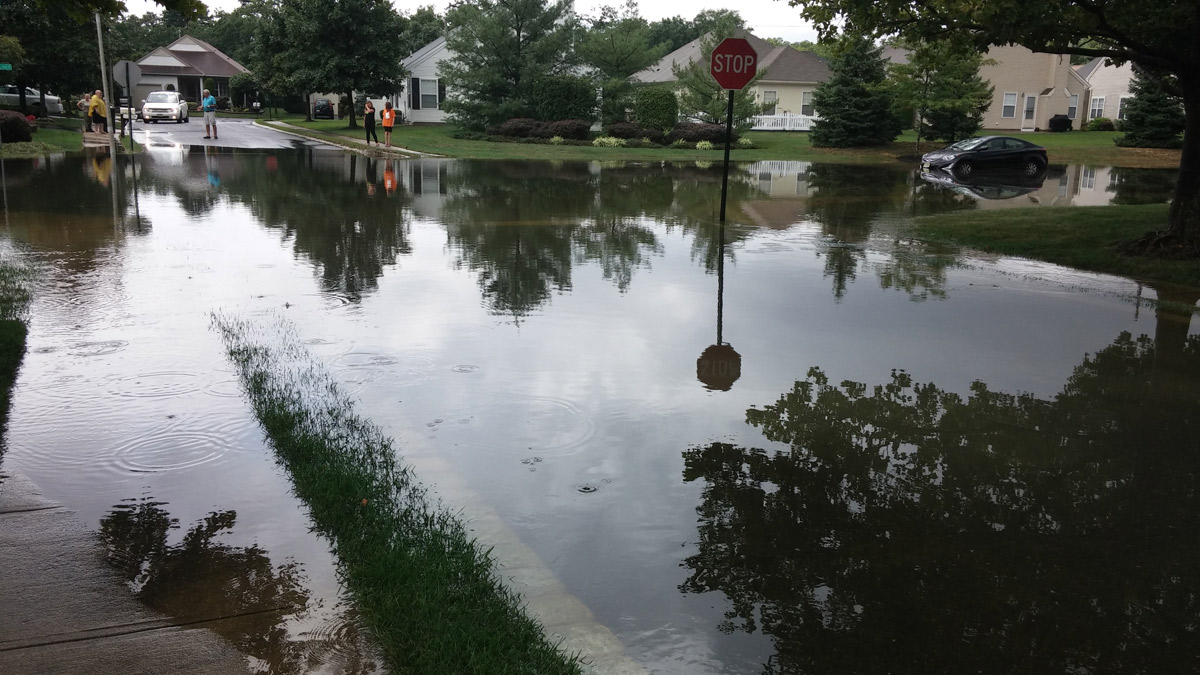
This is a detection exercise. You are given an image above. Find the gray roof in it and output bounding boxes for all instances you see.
[880,45,910,66]
[136,35,248,78]
[402,36,448,70]
[632,30,830,85]
[1075,56,1103,81]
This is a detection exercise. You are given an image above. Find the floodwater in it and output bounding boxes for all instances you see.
[1,147,1196,674]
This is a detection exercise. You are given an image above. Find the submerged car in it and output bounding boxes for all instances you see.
[140,90,189,123]
[919,168,1049,202]
[0,85,64,115]
[921,136,1048,178]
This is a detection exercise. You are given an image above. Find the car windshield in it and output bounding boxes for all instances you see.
[947,138,988,151]
[146,93,176,103]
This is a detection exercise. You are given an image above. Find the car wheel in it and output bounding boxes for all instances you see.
[1023,158,1046,177]
[953,160,974,177]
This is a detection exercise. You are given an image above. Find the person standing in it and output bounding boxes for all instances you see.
[363,100,379,145]
[77,94,92,133]
[380,100,396,147]
[202,89,218,139]
[88,90,107,134]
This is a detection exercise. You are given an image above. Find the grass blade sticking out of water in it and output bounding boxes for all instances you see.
[0,253,33,461]
[211,312,582,675]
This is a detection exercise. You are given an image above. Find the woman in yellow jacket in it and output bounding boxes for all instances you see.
[380,101,396,147]
[87,90,108,134]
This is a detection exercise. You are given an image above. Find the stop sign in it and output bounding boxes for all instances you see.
[710,38,758,90]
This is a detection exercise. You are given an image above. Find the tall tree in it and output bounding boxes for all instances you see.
[579,1,668,124]
[0,0,97,115]
[646,15,695,53]
[890,39,993,145]
[396,6,445,59]
[1115,66,1186,149]
[788,0,1200,255]
[440,0,578,130]
[810,34,900,147]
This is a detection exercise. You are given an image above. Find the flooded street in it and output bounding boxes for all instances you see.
[2,147,1196,673]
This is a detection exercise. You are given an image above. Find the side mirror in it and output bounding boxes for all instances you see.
[141,99,146,104]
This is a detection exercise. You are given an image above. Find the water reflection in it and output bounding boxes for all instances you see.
[100,499,380,675]
[681,306,1200,673]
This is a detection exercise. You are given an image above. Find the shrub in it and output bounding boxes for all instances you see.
[670,139,690,149]
[640,137,653,146]
[0,110,33,142]
[695,140,715,150]
[667,122,735,144]
[493,117,545,138]
[543,119,591,140]
[604,122,642,139]
[549,136,565,145]
[533,75,597,123]
[1086,117,1115,131]
[634,86,678,132]
[737,137,754,147]
[216,96,231,111]
[592,136,625,147]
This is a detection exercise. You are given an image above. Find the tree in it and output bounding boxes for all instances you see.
[35,0,205,21]
[788,0,1200,254]
[396,6,444,59]
[673,26,765,132]
[440,0,578,130]
[646,15,695,53]
[1115,66,1185,149]
[890,38,993,145]
[809,34,900,147]
[579,1,668,124]
[0,0,97,117]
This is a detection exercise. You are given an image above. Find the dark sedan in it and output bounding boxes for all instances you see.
[313,98,335,119]
[921,136,1048,178]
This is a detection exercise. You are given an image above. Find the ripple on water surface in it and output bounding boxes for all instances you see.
[332,352,437,393]
[106,415,257,475]
[439,395,596,458]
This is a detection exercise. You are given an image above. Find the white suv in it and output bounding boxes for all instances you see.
[141,90,189,123]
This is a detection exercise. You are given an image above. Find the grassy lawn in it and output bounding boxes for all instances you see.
[0,257,32,451]
[263,118,1182,167]
[911,203,1200,288]
[0,117,86,157]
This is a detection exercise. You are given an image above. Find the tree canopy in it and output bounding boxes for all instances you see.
[890,38,993,145]
[788,0,1200,252]
[809,34,900,147]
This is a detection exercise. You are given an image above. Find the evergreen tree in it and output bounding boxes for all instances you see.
[1115,67,1185,149]
[672,28,765,131]
[890,39,993,145]
[810,35,900,147]
[440,0,579,130]
[579,1,668,124]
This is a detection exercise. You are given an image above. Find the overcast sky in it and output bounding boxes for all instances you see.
[122,0,820,44]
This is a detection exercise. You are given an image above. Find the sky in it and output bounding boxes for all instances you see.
[121,0,821,44]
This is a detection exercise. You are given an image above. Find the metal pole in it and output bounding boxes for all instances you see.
[94,13,117,157]
[719,89,735,223]
[123,60,133,149]
[716,222,725,345]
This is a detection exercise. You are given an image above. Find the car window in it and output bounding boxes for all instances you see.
[948,138,986,151]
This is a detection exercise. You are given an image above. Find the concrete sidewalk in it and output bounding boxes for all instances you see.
[260,120,443,158]
[0,470,251,675]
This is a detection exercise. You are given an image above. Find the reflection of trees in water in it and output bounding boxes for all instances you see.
[681,321,1200,674]
[100,500,380,675]
[871,238,957,302]
[800,164,910,300]
[1106,167,1178,205]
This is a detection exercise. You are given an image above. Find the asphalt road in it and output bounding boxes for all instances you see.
[127,116,337,150]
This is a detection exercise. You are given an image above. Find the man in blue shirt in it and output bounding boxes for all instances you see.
[202,89,217,139]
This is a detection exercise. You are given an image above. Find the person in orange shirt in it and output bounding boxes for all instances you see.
[380,100,396,147]
[383,162,396,195]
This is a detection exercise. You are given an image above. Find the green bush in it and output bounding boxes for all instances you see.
[1087,117,1116,132]
[667,122,734,143]
[592,136,625,147]
[0,110,33,143]
[533,75,597,123]
[634,86,678,132]
[737,137,754,147]
[695,140,715,150]
[670,139,690,149]
[492,118,544,138]
[541,119,591,140]
[549,135,565,145]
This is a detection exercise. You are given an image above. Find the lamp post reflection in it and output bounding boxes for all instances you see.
[696,222,741,390]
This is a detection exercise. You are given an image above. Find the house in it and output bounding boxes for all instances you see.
[885,44,1089,131]
[133,35,249,105]
[1076,57,1134,124]
[399,36,450,124]
[631,30,831,131]
[978,45,1090,131]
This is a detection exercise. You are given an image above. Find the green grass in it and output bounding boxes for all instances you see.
[911,203,1200,288]
[211,313,583,675]
[0,256,33,458]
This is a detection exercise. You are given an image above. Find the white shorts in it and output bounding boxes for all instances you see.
[204,110,216,124]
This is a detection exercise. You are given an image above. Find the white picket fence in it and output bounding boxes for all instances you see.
[751,113,818,132]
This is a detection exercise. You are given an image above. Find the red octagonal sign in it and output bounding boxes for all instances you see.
[710,38,758,90]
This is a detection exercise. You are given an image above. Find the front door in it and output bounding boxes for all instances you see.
[1022,93,1037,131]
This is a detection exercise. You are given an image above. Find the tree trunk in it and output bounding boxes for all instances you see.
[1165,77,1200,248]
[347,92,357,128]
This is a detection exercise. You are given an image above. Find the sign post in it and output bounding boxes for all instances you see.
[710,38,757,223]
[113,59,141,145]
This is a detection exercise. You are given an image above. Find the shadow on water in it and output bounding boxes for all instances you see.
[680,295,1200,674]
[100,499,381,675]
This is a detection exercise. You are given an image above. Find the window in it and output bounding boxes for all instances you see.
[420,79,439,110]
[801,91,813,116]
[1090,96,1105,120]
[1024,95,1036,121]
[1118,97,1130,120]
[1002,92,1017,118]
[1081,166,1096,190]
[762,90,777,116]
[1067,94,1078,119]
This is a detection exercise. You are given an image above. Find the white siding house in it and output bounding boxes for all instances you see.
[1077,57,1135,124]
[399,37,450,124]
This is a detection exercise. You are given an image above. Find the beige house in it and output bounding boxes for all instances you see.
[1076,57,1135,123]
[632,31,831,130]
[979,45,1090,131]
[134,35,249,105]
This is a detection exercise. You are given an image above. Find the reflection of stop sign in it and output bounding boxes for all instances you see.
[710,38,758,90]
[697,343,742,391]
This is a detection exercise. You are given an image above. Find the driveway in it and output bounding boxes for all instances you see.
[129,117,337,150]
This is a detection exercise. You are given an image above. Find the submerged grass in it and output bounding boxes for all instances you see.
[211,313,582,675]
[0,254,33,457]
